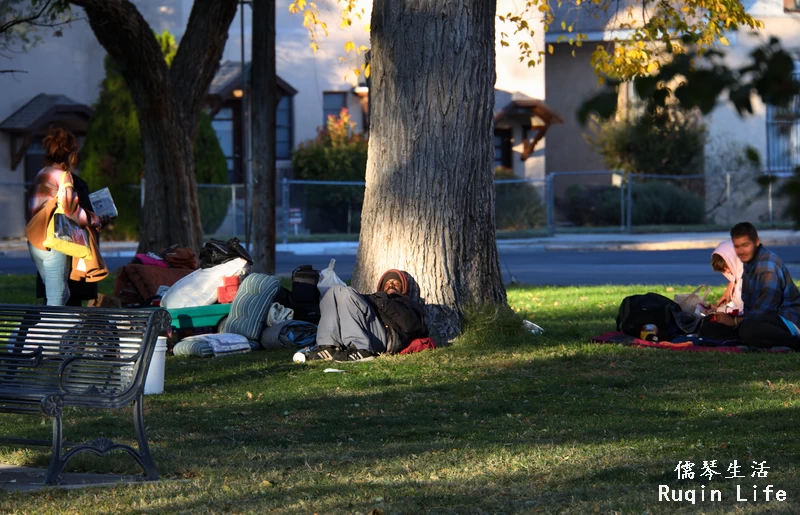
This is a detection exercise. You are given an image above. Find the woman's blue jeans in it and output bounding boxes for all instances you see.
[28,243,70,306]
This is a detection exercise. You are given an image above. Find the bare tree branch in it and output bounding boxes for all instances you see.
[0,0,54,35]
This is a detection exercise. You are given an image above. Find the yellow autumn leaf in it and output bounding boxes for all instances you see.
[646,61,659,74]
[344,41,356,53]
[548,44,554,54]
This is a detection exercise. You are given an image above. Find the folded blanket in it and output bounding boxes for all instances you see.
[174,333,253,358]
[267,302,294,327]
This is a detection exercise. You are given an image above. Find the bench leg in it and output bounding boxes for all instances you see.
[133,396,159,480]
[40,396,159,485]
[44,416,64,485]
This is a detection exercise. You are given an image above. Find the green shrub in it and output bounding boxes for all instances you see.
[494,167,545,230]
[591,111,706,177]
[194,111,230,235]
[558,182,705,226]
[80,31,229,240]
[291,109,368,233]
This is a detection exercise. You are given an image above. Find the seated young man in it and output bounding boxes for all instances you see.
[306,274,427,362]
[702,222,800,349]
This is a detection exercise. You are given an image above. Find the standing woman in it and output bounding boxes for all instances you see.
[27,127,101,306]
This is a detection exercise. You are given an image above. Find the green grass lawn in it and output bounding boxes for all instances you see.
[0,277,798,513]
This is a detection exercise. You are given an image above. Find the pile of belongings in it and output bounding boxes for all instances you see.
[169,258,438,360]
[171,260,352,359]
[173,273,318,358]
[113,238,252,308]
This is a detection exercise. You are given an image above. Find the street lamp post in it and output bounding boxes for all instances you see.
[240,0,252,247]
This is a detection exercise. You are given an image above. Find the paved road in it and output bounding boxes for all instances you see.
[5,246,800,287]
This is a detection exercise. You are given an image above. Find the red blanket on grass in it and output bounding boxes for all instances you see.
[592,332,793,353]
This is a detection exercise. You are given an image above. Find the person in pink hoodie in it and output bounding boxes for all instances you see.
[710,239,744,314]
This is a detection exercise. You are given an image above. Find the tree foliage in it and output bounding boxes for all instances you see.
[0,0,75,71]
[511,0,764,80]
[292,108,368,233]
[288,0,764,80]
[590,111,706,176]
[580,37,800,124]
[81,31,229,240]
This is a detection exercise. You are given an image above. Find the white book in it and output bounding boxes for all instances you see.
[88,187,118,218]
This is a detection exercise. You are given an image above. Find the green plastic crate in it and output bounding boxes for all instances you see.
[167,304,231,330]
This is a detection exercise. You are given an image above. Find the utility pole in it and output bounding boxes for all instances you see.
[249,0,277,273]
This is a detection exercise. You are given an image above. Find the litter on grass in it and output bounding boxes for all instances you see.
[522,320,544,334]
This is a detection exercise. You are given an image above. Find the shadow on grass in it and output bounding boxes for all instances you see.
[2,283,800,512]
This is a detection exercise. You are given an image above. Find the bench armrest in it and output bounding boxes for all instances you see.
[57,353,142,396]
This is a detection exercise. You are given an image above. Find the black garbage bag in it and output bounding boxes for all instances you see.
[199,237,253,269]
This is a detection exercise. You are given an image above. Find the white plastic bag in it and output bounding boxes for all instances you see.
[317,259,346,298]
[674,285,711,314]
[161,258,248,309]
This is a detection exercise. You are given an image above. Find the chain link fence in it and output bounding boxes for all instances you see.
[546,170,795,234]
[1,171,795,241]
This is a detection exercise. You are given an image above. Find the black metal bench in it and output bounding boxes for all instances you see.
[0,304,170,485]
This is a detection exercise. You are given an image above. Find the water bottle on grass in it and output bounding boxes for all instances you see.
[522,320,544,334]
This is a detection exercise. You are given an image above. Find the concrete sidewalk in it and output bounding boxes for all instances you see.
[3,229,800,258]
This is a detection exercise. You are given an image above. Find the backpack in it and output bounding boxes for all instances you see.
[616,293,684,341]
[290,265,321,324]
[260,320,317,350]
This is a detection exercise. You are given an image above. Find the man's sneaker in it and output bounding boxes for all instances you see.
[304,346,347,362]
[336,348,378,363]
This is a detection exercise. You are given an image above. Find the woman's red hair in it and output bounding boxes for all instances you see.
[42,126,79,172]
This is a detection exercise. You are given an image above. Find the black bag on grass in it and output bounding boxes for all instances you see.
[616,293,684,340]
[290,265,321,324]
[199,238,253,269]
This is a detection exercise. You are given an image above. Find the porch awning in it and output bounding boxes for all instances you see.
[0,93,92,170]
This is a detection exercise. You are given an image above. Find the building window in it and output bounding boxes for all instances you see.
[323,92,347,125]
[277,96,293,160]
[24,142,46,184]
[211,107,236,175]
[785,0,800,12]
[766,67,800,174]
[494,129,513,169]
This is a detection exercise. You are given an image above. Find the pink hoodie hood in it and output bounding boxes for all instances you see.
[712,240,744,312]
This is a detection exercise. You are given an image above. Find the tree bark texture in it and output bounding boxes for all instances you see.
[250,0,277,274]
[70,0,239,253]
[354,0,506,340]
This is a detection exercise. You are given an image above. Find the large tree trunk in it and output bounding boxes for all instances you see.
[354,0,506,340]
[71,0,239,253]
[250,0,277,273]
